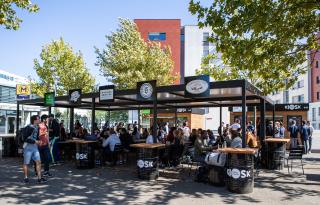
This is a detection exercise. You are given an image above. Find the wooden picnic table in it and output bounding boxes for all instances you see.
[265,138,290,143]
[218,147,257,155]
[130,143,166,149]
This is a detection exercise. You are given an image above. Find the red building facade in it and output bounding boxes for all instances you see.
[310,49,320,102]
[134,19,181,84]
[310,33,320,102]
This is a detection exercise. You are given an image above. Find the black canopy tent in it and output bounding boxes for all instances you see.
[16,79,274,148]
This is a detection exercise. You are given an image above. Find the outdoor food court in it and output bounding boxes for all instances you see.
[6,77,304,194]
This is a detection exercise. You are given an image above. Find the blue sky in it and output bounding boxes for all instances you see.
[0,0,208,85]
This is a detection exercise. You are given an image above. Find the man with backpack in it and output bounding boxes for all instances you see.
[22,115,47,183]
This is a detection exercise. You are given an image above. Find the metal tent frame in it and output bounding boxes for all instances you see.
[16,79,274,148]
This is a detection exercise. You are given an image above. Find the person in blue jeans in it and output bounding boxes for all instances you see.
[22,115,47,183]
[300,120,309,154]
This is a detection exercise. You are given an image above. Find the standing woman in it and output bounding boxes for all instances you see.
[38,114,52,177]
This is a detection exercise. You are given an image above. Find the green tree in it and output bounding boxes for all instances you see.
[189,0,320,94]
[31,38,95,97]
[0,0,39,30]
[95,18,176,89]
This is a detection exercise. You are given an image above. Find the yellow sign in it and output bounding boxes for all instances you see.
[16,84,31,95]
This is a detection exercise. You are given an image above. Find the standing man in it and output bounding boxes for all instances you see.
[218,122,225,136]
[22,115,47,183]
[307,121,314,153]
[300,120,309,154]
[48,114,60,163]
[288,120,298,149]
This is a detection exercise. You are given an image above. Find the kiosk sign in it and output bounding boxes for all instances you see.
[99,85,114,102]
[137,80,156,101]
[16,84,31,100]
[69,89,81,105]
[185,75,210,98]
[44,92,55,106]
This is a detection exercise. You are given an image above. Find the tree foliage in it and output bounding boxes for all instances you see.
[0,0,39,30]
[190,0,320,94]
[95,18,176,89]
[31,38,95,97]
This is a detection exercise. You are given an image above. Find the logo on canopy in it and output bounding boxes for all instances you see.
[69,89,81,104]
[137,80,156,101]
[184,75,210,98]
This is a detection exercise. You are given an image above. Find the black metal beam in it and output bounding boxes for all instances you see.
[241,82,247,148]
[70,108,74,133]
[91,97,96,135]
[16,102,20,140]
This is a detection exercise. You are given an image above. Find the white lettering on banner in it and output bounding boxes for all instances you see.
[100,89,113,101]
[137,160,154,168]
[76,153,88,160]
[285,105,301,110]
[227,168,251,179]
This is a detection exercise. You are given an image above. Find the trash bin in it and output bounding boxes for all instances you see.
[226,153,254,194]
[137,148,159,180]
[2,137,16,157]
[75,142,95,169]
[208,165,225,186]
[130,143,165,180]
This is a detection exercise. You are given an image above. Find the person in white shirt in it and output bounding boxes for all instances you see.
[102,129,121,152]
[230,119,241,131]
[146,129,157,144]
[164,122,169,136]
[182,122,190,142]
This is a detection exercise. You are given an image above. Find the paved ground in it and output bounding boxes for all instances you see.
[0,152,319,205]
[0,134,319,204]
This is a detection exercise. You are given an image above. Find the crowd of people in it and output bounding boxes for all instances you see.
[21,113,315,183]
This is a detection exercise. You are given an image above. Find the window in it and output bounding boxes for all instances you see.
[312,123,317,129]
[317,92,320,100]
[148,32,166,41]
[312,108,316,121]
[298,80,304,88]
[316,61,319,68]
[318,107,320,116]
[317,76,320,84]
[180,33,184,42]
[202,32,210,57]
[0,86,16,103]
[284,90,289,103]
[292,94,304,103]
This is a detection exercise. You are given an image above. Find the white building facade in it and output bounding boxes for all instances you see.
[0,69,40,134]
[181,25,230,131]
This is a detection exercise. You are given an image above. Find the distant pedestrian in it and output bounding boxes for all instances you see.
[289,120,298,149]
[307,121,314,153]
[279,122,285,138]
[300,120,309,154]
[218,122,225,136]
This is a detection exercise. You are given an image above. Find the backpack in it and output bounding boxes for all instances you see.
[20,125,35,143]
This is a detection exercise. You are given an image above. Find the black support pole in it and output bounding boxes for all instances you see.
[253,106,257,134]
[91,97,96,135]
[152,97,158,142]
[272,104,275,138]
[48,106,52,116]
[260,99,266,142]
[174,108,177,127]
[16,102,20,138]
[241,82,247,148]
[70,107,74,133]
[219,106,222,136]
[137,109,140,128]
